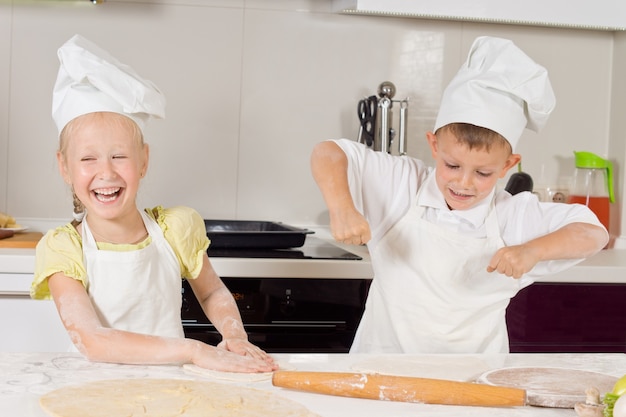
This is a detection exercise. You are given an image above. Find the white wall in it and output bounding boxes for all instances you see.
[609,32,626,247]
[0,0,622,238]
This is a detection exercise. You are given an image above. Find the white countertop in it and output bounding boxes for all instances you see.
[1,352,624,417]
[2,221,626,287]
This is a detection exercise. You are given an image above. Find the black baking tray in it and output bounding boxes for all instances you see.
[204,220,314,249]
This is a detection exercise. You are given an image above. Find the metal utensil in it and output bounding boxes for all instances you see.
[357,95,377,147]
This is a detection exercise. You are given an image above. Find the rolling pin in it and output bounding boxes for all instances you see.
[272,371,527,407]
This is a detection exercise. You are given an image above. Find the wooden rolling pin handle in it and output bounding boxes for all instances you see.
[272,371,527,407]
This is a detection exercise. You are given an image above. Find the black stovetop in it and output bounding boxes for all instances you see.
[207,236,362,260]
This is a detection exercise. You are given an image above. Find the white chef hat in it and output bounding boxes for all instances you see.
[433,36,555,151]
[52,34,165,135]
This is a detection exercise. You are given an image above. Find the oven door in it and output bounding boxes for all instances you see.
[181,278,370,353]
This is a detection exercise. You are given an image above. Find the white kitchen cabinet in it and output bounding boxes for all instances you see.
[333,0,626,30]
[0,273,71,352]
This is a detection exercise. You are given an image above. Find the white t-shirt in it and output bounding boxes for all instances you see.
[334,138,604,280]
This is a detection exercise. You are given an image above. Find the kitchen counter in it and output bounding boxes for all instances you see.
[1,352,624,417]
[1,222,626,284]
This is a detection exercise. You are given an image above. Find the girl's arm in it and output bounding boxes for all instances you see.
[186,253,276,368]
[48,271,274,372]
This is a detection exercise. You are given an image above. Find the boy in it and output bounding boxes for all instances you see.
[311,36,608,354]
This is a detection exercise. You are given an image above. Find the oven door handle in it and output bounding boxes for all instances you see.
[182,321,347,329]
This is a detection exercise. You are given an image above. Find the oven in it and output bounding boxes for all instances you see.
[181,234,370,353]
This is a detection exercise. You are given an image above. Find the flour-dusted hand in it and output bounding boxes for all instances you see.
[218,337,278,369]
[487,244,539,279]
[191,341,276,373]
[329,207,371,246]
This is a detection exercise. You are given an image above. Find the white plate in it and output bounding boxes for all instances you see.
[0,226,28,233]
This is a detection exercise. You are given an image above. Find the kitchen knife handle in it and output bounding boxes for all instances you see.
[0,229,14,240]
[272,371,527,407]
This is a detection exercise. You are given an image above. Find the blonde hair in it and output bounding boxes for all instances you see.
[58,112,144,226]
[437,123,511,153]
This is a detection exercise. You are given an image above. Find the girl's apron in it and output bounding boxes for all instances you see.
[81,210,184,339]
[351,191,521,354]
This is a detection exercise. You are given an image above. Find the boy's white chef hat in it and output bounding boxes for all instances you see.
[52,34,165,135]
[433,36,555,151]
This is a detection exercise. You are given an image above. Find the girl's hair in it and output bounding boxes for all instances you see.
[58,112,144,227]
[437,123,511,153]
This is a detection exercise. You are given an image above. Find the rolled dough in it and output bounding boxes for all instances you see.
[40,378,320,417]
[182,362,295,382]
[183,364,273,382]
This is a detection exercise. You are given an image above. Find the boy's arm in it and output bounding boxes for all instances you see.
[487,222,608,278]
[310,141,371,245]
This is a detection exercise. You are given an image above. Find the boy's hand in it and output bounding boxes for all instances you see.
[329,208,371,245]
[487,244,540,279]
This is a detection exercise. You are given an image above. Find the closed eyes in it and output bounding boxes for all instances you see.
[444,163,493,178]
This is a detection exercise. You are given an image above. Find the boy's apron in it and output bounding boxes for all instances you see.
[81,210,184,339]
[351,192,522,354]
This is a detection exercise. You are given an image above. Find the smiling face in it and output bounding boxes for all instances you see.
[57,112,148,224]
[427,126,520,211]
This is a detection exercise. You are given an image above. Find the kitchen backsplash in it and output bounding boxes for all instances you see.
[1,0,625,243]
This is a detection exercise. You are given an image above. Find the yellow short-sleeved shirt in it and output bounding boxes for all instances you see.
[31,206,210,300]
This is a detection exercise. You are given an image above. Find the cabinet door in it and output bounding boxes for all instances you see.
[0,273,72,352]
[506,283,626,353]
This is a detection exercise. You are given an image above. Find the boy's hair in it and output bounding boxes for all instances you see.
[437,123,511,153]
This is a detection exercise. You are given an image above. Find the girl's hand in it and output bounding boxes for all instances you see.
[190,341,276,373]
[218,338,278,369]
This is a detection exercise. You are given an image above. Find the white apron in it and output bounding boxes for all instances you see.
[81,211,184,338]
[351,193,522,354]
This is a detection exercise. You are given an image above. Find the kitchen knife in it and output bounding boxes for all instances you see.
[272,370,527,407]
[0,229,14,240]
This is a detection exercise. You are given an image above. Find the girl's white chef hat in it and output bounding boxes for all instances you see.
[51,34,165,135]
[433,36,555,151]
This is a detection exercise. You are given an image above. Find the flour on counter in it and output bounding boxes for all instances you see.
[350,355,492,381]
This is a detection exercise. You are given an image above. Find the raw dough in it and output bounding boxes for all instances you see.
[40,378,320,417]
[183,364,273,382]
[477,367,618,408]
[182,361,295,382]
[351,355,491,381]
